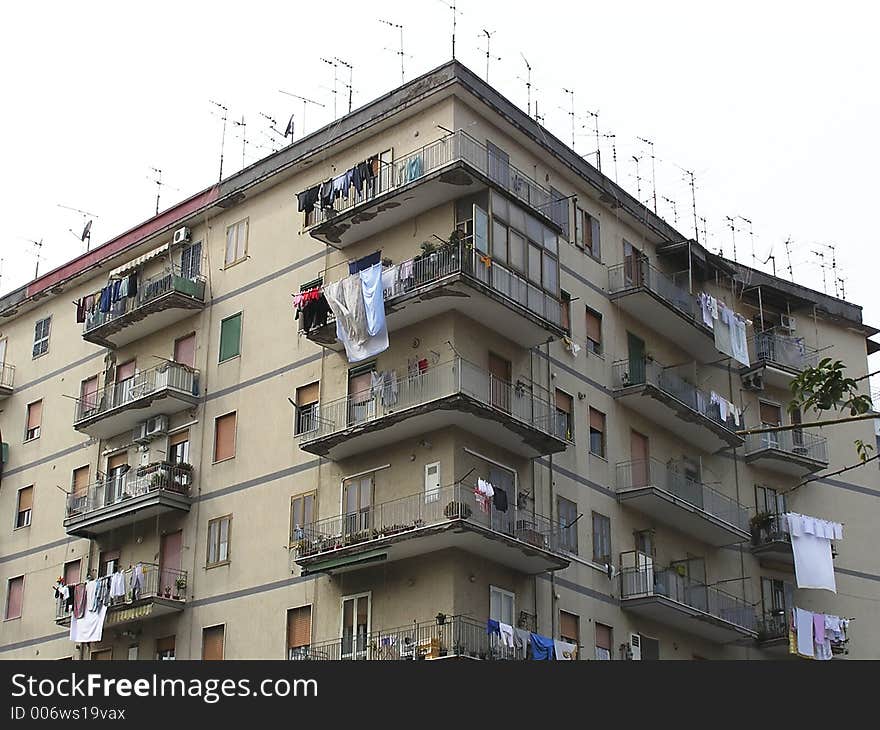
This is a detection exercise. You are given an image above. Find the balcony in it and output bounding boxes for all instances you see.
[83,267,206,348]
[744,430,828,476]
[756,611,791,655]
[749,513,793,566]
[608,260,718,362]
[304,130,559,248]
[297,357,569,461]
[0,363,13,399]
[56,563,187,628]
[291,615,528,661]
[301,241,565,350]
[741,333,818,390]
[291,482,570,576]
[612,359,743,452]
[619,560,757,643]
[73,363,200,439]
[63,463,193,538]
[615,460,750,546]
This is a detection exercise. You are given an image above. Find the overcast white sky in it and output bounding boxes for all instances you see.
[1,1,877,375]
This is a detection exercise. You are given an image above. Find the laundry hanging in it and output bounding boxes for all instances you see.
[786,512,842,592]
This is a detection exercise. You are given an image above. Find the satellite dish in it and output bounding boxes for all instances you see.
[81,219,93,242]
[284,114,295,138]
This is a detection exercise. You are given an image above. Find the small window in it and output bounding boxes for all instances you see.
[219,313,242,362]
[202,625,225,660]
[213,412,237,463]
[25,400,42,441]
[595,623,613,660]
[559,610,579,647]
[224,219,249,267]
[15,486,33,529]
[5,576,23,620]
[156,635,176,660]
[592,511,611,564]
[287,605,312,660]
[168,430,190,467]
[295,382,320,435]
[557,496,578,554]
[290,491,316,543]
[589,408,606,457]
[555,389,573,441]
[32,317,50,358]
[585,308,603,355]
[575,208,601,259]
[207,515,232,567]
[63,559,81,587]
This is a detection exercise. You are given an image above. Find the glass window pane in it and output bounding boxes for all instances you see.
[528,244,542,284]
[508,203,526,235]
[492,221,508,264]
[509,231,525,272]
[543,226,558,254]
[526,215,542,243]
[491,190,508,221]
[543,254,558,294]
[474,206,489,254]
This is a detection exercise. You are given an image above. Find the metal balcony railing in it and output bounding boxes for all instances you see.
[753,332,817,371]
[0,363,14,389]
[751,513,791,548]
[297,357,563,445]
[55,562,188,621]
[290,615,525,661]
[612,358,739,433]
[616,459,750,532]
[744,429,828,463]
[74,363,199,423]
[756,610,790,642]
[65,463,192,519]
[308,130,554,227]
[292,481,565,560]
[608,259,699,323]
[84,263,207,334]
[619,562,757,633]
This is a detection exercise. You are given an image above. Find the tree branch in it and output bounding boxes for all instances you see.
[787,453,880,495]
[736,412,879,436]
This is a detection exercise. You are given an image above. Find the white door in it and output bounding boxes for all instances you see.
[424,462,440,503]
[489,586,515,625]
[341,593,371,660]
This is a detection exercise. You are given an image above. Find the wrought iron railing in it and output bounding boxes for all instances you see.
[750,513,791,548]
[612,358,739,433]
[615,459,749,532]
[297,357,562,445]
[308,130,554,227]
[55,563,188,620]
[756,610,789,642]
[84,263,206,334]
[65,463,192,519]
[0,363,14,390]
[608,259,699,323]
[744,429,828,463]
[74,363,199,423]
[292,481,565,560]
[753,332,817,371]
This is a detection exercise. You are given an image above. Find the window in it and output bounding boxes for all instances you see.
[575,208,601,258]
[557,496,578,554]
[79,377,98,417]
[555,389,573,441]
[635,529,655,557]
[549,186,570,239]
[168,430,190,467]
[99,549,120,577]
[207,515,232,566]
[202,625,225,660]
[290,492,316,543]
[295,382,320,435]
[560,290,571,333]
[224,219,249,266]
[592,512,611,564]
[156,636,176,660]
[595,623,613,660]
[173,333,196,368]
[219,313,242,362]
[15,486,33,529]
[5,576,23,620]
[25,400,42,441]
[585,308,603,355]
[127,645,139,661]
[180,241,202,279]
[755,485,786,516]
[32,317,50,358]
[287,606,312,660]
[559,610,579,646]
[63,560,81,588]
[589,408,606,457]
[489,586,515,626]
[213,412,237,462]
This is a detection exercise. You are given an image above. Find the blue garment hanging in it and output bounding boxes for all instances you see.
[530,633,555,660]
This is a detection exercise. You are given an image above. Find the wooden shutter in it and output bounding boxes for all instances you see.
[219,315,242,361]
[72,466,90,494]
[586,309,602,342]
[27,401,42,430]
[169,429,189,447]
[214,413,236,461]
[6,577,23,619]
[202,626,224,660]
[296,382,319,406]
[760,402,781,425]
[108,453,128,471]
[590,408,605,432]
[590,217,601,257]
[287,606,312,649]
[64,560,81,586]
[116,360,136,382]
[555,390,573,413]
[595,623,612,650]
[17,486,33,513]
[559,610,579,643]
[156,636,175,656]
[174,334,196,368]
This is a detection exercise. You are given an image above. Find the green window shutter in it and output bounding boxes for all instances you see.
[219,314,242,362]
[1,442,8,464]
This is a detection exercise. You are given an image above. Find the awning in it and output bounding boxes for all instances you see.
[109,242,170,278]
[303,549,388,574]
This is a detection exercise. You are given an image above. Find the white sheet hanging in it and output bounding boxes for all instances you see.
[795,607,815,657]
[786,513,839,592]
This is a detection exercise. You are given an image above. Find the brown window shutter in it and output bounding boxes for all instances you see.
[73,466,90,493]
[559,610,579,642]
[296,382,319,406]
[760,402,781,425]
[590,408,605,432]
[108,453,128,471]
[555,390,572,413]
[586,310,602,342]
[27,401,42,429]
[169,429,190,447]
[214,413,236,461]
[202,626,224,660]
[156,636,176,654]
[174,334,196,368]
[116,360,136,382]
[595,623,612,650]
[287,606,312,649]
[64,560,81,586]
[17,486,33,512]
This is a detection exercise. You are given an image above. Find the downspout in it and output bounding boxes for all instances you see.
[728,330,749,657]
[530,348,539,628]
[546,339,557,640]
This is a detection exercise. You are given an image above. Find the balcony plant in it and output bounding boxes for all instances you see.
[749,511,773,544]
[173,576,187,600]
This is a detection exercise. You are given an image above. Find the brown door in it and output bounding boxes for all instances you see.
[114,359,137,406]
[630,430,650,486]
[347,369,375,425]
[623,241,644,286]
[343,476,373,537]
[160,531,183,598]
[488,353,512,412]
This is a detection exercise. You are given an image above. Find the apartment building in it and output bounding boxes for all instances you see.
[1,60,877,661]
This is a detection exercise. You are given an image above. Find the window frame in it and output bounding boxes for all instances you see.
[294,382,320,436]
[591,511,612,564]
[213,412,237,463]
[201,624,226,660]
[5,575,24,621]
[206,514,233,568]
[289,491,317,546]
[224,218,249,268]
[554,388,574,442]
[585,307,603,356]
[24,399,42,442]
[218,312,243,363]
[589,407,606,458]
[559,609,580,646]
[14,486,33,530]
[32,316,51,359]
[557,495,578,555]
[286,604,313,660]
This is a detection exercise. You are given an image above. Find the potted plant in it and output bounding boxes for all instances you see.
[173,576,187,600]
[749,511,773,544]
[163,586,172,598]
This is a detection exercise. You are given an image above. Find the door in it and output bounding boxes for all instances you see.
[341,593,371,660]
[343,475,373,539]
[488,464,515,533]
[115,360,137,406]
[347,368,375,426]
[106,453,128,504]
[759,401,782,449]
[180,241,202,279]
[90,649,113,661]
[488,353,511,412]
[173,333,196,368]
[424,462,441,504]
[489,586,515,625]
[80,377,98,417]
[630,430,650,487]
[159,531,183,598]
[623,240,644,286]
[626,333,646,385]
[791,407,805,451]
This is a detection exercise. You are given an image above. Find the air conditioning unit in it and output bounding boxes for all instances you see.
[629,633,642,661]
[742,370,765,392]
[133,415,170,443]
[172,226,191,246]
[780,315,796,333]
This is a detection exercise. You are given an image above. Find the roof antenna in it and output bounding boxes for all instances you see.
[149,167,163,215]
[725,216,738,262]
[811,248,828,293]
[379,18,406,84]
[23,238,44,279]
[661,196,679,226]
[438,0,462,60]
[320,57,339,119]
[699,216,708,247]
[209,99,229,182]
[784,236,794,280]
[57,204,99,252]
[232,116,247,169]
[278,91,325,137]
[561,87,576,148]
[735,216,755,266]
[334,57,354,113]
[630,154,643,203]
[518,54,532,118]
[636,137,657,214]
[584,110,601,172]
[259,112,285,151]
[480,29,501,82]
[677,166,699,243]
[603,133,618,182]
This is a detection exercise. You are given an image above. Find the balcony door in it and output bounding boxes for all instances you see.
[341,592,371,660]
[347,367,375,426]
[106,453,128,505]
[488,353,511,412]
[159,531,183,597]
[626,333,646,385]
[114,359,137,407]
[630,430,650,487]
[759,401,782,449]
[488,464,515,534]
[343,475,374,539]
[623,240,645,286]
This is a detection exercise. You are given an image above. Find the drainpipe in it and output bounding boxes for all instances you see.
[529,349,539,629]
[727,359,749,657]
[545,339,557,640]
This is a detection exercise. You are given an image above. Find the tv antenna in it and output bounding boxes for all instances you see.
[334,57,354,113]
[636,137,657,214]
[22,238,45,279]
[661,196,679,226]
[209,99,229,182]
[699,216,708,246]
[584,110,601,172]
[677,166,699,243]
[320,57,339,118]
[379,18,406,84]
[725,216,739,262]
[603,133,618,182]
[561,88,576,148]
[149,167,163,215]
[811,248,828,293]
[57,204,99,252]
[438,0,462,60]
[518,54,533,118]
[784,237,794,279]
[480,29,501,82]
[259,112,285,150]
[735,215,754,265]
[278,91,325,135]
[232,116,247,169]
[630,154,643,202]
[816,242,840,297]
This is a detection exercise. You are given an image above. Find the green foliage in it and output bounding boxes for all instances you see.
[855,439,875,463]
[788,358,872,417]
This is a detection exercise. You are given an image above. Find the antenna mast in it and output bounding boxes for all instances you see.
[636,137,657,213]
[232,116,247,169]
[631,154,643,202]
[519,54,532,117]
[320,57,339,119]
[278,91,325,136]
[561,88,576,148]
[680,167,699,243]
[57,204,99,252]
[481,29,500,82]
[585,110,601,172]
[784,236,794,279]
[334,57,354,113]
[149,167,164,215]
[661,196,679,226]
[209,100,228,182]
[603,133,618,182]
[379,19,405,84]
